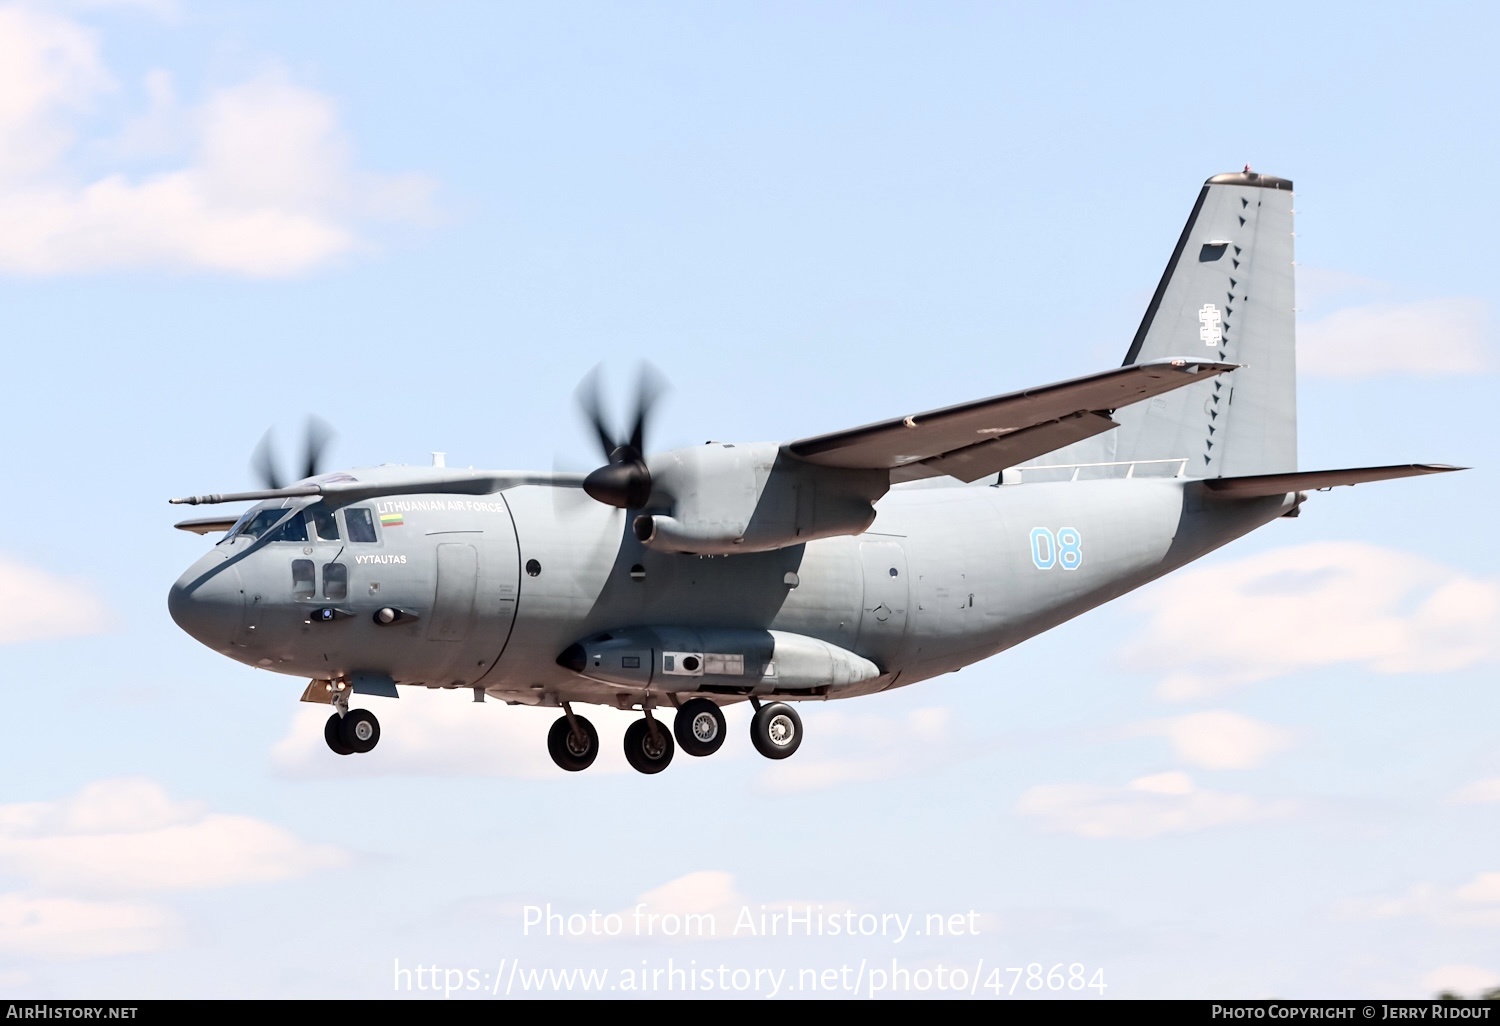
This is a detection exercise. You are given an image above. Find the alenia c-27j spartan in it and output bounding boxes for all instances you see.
[169,170,1459,774]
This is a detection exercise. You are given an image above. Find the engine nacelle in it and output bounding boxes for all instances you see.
[635,442,887,555]
[557,626,882,693]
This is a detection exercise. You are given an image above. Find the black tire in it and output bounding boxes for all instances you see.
[324,713,354,756]
[547,714,599,772]
[623,717,674,775]
[338,708,381,754]
[674,698,726,757]
[750,702,802,760]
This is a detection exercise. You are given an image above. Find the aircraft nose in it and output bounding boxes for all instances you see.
[168,553,245,652]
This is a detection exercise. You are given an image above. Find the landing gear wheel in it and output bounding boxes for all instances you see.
[750,702,802,760]
[324,713,354,756]
[338,708,381,754]
[547,714,599,772]
[623,717,675,774]
[674,698,726,757]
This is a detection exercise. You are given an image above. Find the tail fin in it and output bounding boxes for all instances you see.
[1112,171,1297,477]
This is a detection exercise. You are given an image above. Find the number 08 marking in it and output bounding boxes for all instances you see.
[1030,527,1083,571]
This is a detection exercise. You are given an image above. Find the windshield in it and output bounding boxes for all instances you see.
[229,508,308,542]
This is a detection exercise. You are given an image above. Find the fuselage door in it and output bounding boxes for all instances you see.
[427,542,479,642]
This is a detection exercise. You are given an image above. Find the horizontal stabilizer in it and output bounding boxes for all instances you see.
[1202,464,1465,498]
[789,358,1237,483]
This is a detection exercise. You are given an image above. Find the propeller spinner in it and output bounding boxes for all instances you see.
[577,366,664,509]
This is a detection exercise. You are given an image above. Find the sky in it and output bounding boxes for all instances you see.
[0,0,1496,1000]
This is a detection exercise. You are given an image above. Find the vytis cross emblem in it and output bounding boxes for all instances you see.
[1199,304,1223,346]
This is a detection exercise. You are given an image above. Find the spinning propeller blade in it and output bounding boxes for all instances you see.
[251,417,337,490]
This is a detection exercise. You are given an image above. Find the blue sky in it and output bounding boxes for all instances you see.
[0,0,1495,999]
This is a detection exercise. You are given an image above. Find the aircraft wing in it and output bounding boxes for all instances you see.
[785,358,1237,483]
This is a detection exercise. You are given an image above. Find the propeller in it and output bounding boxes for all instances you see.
[250,417,336,490]
[577,365,665,509]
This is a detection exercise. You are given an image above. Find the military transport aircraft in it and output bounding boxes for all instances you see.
[168,170,1459,775]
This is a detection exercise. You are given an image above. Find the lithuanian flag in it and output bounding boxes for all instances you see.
[379,513,404,527]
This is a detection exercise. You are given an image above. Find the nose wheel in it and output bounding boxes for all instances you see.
[324,708,380,755]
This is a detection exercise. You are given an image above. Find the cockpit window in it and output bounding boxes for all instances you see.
[344,508,378,543]
[236,509,288,541]
[220,509,257,543]
[233,509,308,542]
[311,507,340,542]
[268,513,308,543]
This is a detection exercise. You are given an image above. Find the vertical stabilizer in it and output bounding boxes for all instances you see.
[1112,171,1297,477]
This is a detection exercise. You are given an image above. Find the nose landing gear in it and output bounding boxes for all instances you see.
[323,707,381,755]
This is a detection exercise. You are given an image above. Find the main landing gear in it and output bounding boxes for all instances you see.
[749,699,802,760]
[324,706,380,755]
[542,696,804,774]
[547,704,600,772]
[623,713,674,774]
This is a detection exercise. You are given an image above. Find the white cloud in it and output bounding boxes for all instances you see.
[0,893,175,959]
[0,777,347,894]
[755,706,954,794]
[0,778,346,961]
[1422,965,1499,997]
[1450,779,1500,804]
[1454,873,1500,904]
[1130,711,1294,770]
[1124,542,1500,701]
[1343,871,1500,928]
[0,6,434,276]
[1293,267,1490,378]
[1016,772,1295,839]
[0,6,110,184]
[619,871,752,941]
[0,554,113,645]
[594,870,857,943]
[1299,298,1489,377]
[273,697,635,778]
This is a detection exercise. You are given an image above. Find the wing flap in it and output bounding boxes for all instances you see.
[787,358,1237,475]
[1202,464,1465,497]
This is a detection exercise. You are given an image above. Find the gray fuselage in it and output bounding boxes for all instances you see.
[168,472,1294,709]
